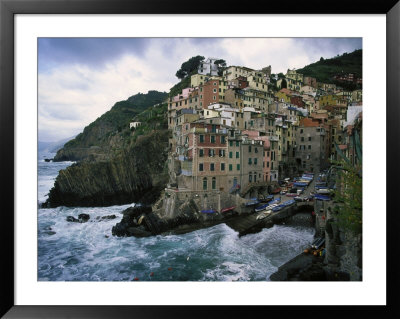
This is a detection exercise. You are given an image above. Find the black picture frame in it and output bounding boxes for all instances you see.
[1,0,399,318]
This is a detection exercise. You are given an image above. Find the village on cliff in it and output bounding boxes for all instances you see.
[130,57,362,200]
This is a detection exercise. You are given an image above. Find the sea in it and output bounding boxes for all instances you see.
[38,150,315,281]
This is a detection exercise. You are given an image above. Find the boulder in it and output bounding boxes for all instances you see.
[66,216,78,222]
[78,213,90,223]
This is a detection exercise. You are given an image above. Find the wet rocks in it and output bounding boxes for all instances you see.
[112,206,153,237]
[66,213,90,223]
[96,215,117,221]
[45,130,169,208]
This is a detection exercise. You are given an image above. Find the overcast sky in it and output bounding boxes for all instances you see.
[38,38,362,142]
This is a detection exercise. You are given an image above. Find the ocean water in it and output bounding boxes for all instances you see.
[38,151,315,281]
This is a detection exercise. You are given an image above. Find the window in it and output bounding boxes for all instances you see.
[213,82,217,86]
[300,129,303,134]
[213,96,216,100]
[212,177,216,190]
[308,145,311,150]
[236,141,239,147]
[221,136,226,144]
[248,158,252,165]
[267,162,270,168]
[229,164,233,171]
[301,137,304,142]
[255,147,258,153]
[200,135,204,143]
[249,174,252,182]
[213,88,217,93]
[254,158,258,165]
[199,149,204,157]
[308,136,311,141]
[203,177,207,190]
[267,151,270,157]
[210,163,215,171]
[199,163,204,171]
[229,151,233,158]
[236,152,239,158]
[219,149,225,157]
[209,149,215,157]
[211,135,216,143]
[221,163,225,171]
[229,141,233,147]
[249,145,252,152]
[237,164,240,171]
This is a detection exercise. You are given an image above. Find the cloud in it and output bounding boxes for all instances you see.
[38,38,362,142]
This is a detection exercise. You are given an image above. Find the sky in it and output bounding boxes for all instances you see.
[38,38,362,142]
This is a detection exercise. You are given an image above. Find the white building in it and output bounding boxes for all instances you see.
[130,122,142,129]
[198,58,220,76]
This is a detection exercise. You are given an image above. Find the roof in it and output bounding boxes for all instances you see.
[299,117,321,127]
[278,88,294,96]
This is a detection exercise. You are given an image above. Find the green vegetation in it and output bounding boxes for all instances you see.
[175,55,205,79]
[61,90,167,157]
[297,49,362,90]
[131,103,168,141]
[168,75,191,98]
[332,160,362,234]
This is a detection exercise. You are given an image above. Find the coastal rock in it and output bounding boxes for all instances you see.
[66,216,79,222]
[66,214,90,223]
[78,213,90,222]
[45,130,169,208]
[101,214,117,220]
[112,206,153,237]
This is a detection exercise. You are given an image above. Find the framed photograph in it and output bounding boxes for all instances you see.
[1,0,399,317]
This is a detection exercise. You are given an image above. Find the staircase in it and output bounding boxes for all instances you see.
[239,181,269,197]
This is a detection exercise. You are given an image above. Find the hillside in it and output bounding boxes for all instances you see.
[297,49,362,89]
[53,90,167,162]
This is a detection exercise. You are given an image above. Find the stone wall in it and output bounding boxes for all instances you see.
[153,188,250,220]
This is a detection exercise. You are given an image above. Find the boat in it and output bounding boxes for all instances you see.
[272,205,284,212]
[316,188,331,194]
[268,197,281,206]
[311,237,323,249]
[221,206,236,213]
[315,238,325,249]
[245,200,260,207]
[286,192,298,197]
[314,194,331,201]
[293,182,308,187]
[265,195,274,202]
[255,203,269,212]
[201,209,216,214]
[256,210,272,219]
[265,203,278,210]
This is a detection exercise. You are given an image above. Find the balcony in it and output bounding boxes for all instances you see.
[268,135,279,142]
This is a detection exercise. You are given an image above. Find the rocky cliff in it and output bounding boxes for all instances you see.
[44,130,169,207]
[53,90,167,162]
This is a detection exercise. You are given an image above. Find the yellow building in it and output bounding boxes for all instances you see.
[319,94,337,107]
[285,69,304,92]
[223,66,255,81]
[275,89,292,103]
[191,74,207,88]
[247,74,268,92]
[352,89,362,102]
